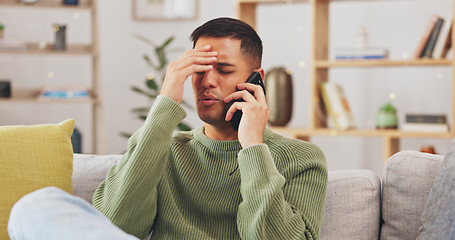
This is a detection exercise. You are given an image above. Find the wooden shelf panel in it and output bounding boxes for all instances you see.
[0,0,92,9]
[0,43,94,56]
[239,0,306,3]
[0,89,98,104]
[270,127,454,139]
[238,0,398,3]
[315,59,453,68]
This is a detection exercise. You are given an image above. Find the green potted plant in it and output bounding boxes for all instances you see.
[376,102,398,129]
[121,34,192,138]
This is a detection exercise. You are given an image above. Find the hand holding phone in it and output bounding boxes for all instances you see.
[225,72,266,131]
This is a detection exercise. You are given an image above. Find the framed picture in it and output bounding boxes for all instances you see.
[132,0,198,21]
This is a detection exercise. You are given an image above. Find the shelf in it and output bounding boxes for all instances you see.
[0,0,92,10]
[0,0,104,154]
[238,0,307,3]
[0,89,98,104]
[270,127,455,139]
[238,0,455,162]
[315,59,453,68]
[238,0,397,3]
[0,43,94,56]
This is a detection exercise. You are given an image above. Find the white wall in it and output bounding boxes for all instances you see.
[97,0,236,154]
[0,0,452,175]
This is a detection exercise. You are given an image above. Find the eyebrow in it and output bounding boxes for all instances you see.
[215,62,235,67]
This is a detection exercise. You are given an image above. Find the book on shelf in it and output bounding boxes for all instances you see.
[401,113,450,133]
[0,39,27,51]
[334,48,388,60]
[39,86,90,100]
[320,82,356,131]
[433,18,453,59]
[421,17,444,58]
[405,114,447,124]
[413,15,443,59]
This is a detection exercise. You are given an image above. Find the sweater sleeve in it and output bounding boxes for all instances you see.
[236,143,327,240]
[92,95,186,239]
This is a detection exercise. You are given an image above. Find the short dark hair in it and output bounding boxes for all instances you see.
[190,17,263,70]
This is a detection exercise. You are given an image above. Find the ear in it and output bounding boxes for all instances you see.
[256,68,265,81]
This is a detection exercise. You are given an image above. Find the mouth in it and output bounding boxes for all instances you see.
[199,94,219,106]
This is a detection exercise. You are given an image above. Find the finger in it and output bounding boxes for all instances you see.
[236,83,266,102]
[191,45,218,58]
[172,51,217,69]
[173,50,217,72]
[223,90,256,104]
[225,101,247,121]
[171,45,216,65]
[168,54,217,79]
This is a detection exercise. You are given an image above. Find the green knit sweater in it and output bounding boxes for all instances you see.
[93,95,328,240]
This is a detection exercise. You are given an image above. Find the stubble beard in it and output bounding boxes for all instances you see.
[197,102,230,128]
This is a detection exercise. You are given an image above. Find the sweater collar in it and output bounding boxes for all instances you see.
[193,126,274,152]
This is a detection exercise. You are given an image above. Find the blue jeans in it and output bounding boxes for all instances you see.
[8,187,139,240]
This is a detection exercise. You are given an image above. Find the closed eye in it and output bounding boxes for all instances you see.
[217,69,234,75]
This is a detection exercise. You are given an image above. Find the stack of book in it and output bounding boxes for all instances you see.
[39,86,90,100]
[0,39,27,51]
[334,48,388,60]
[401,114,449,133]
[320,82,356,131]
[413,15,452,59]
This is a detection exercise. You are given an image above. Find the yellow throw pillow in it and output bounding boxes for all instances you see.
[0,119,75,239]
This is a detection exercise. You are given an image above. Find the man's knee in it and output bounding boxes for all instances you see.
[10,187,67,220]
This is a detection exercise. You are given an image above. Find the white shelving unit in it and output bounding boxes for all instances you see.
[0,0,104,153]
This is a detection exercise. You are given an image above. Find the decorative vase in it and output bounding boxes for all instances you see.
[71,127,82,153]
[54,24,66,51]
[0,80,11,98]
[265,67,293,126]
[376,102,398,129]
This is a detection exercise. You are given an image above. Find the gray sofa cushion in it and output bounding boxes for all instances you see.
[381,150,443,240]
[320,169,381,240]
[72,154,121,203]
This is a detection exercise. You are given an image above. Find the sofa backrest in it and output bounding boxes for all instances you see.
[380,150,443,240]
[72,150,444,240]
[73,153,382,239]
[72,154,121,203]
[320,169,381,240]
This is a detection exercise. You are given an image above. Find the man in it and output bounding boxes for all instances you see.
[9,17,327,240]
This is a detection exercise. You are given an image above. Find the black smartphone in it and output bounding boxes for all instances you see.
[226,72,266,131]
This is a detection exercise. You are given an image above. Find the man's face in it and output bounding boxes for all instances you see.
[192,37,253,127]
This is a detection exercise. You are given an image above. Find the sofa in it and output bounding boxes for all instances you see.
[72,149,446,240]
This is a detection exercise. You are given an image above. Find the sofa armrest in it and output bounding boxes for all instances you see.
[72,153,122,203]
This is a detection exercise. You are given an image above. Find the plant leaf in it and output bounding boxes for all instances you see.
[156,48,167,70]
[131,86,157,99]
[177,122,192,131]
[143,54,155,68]
[131,107,150,113]
[146,78,158,91]
[132,33,157,47]
[120,132,132,139]
[161,36,175,49]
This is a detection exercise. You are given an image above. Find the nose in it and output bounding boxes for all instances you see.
[201,69,218,89]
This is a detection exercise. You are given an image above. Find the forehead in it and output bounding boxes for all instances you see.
[195,37,246,63]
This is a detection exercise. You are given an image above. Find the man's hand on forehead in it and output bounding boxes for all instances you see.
[160,45,217,104]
